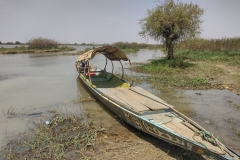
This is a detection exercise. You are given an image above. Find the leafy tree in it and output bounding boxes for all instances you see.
[0,41,2,44]
[139,0,204,59]
[15,41,21,44]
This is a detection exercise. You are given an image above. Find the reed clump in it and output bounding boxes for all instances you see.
[174,37,240,66]
[112,42,159,53]
[1,114,104,160]
[177,37,240,52]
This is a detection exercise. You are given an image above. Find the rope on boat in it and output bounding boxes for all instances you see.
[193,131,233,156]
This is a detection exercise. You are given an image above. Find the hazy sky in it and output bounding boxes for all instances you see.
[0,0,240,44]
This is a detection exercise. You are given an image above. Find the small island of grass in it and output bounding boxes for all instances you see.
[0,37,76,54]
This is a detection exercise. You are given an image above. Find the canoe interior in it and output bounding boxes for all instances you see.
[80,70,238,159]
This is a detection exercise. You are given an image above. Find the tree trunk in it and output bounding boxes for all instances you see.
[166,40,174,60]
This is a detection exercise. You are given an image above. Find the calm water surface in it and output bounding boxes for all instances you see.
[0,46,239,153]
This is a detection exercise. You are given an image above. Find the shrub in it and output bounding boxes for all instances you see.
[111,42,158,50]
[27,37,59,49]
[176,37,240,52]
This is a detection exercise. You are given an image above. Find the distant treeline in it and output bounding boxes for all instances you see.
[176,37,240,52]
[0,41,21,45]
[112,42,159,50]
[0,37,76,54]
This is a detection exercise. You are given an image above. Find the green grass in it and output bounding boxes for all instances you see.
[135,57,194,74]
[145,75,211,91]
[172,37,240,66]
[174,50,240,66]
[133,56,228,91]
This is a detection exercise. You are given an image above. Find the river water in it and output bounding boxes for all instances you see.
[0,45,239,153]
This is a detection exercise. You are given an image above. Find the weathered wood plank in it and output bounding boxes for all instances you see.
[130,86,167,103]
[116,88,169,110]
[107,88,150,112]
[97,88,145,113]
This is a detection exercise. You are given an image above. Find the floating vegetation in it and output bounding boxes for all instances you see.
[2,106,17,118]
[0,114,105,160]
[228,101,240,109]
[237,131,240,137]
[223,118,236,124]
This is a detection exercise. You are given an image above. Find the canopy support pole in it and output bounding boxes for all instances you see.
[87,61,92,83]
[128,59,134,86]
[111,61,114,73]
[104,57,107,71]
[83,62,87,80]
[119,60,124,79]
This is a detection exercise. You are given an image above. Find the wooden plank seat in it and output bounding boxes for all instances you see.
[130,86,166,103]
[97,87,170,114]
[98,88,150,114]
[116,88,169,111]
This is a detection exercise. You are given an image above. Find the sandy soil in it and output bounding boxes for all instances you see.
[67,126,204,160]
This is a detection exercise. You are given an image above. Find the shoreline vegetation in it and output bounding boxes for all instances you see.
[0,46,76,54]
[0,37,77,54]
[131,37,240,95]
[111,41,159,53]
[0,113,202,160]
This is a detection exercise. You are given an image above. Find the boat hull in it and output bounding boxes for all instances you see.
[79,75,239,160]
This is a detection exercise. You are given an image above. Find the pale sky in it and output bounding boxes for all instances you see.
[0,0,240,44]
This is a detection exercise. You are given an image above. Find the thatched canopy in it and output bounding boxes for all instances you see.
[76,46,129,62]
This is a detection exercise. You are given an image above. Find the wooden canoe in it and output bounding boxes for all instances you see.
[76,46,240,160]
